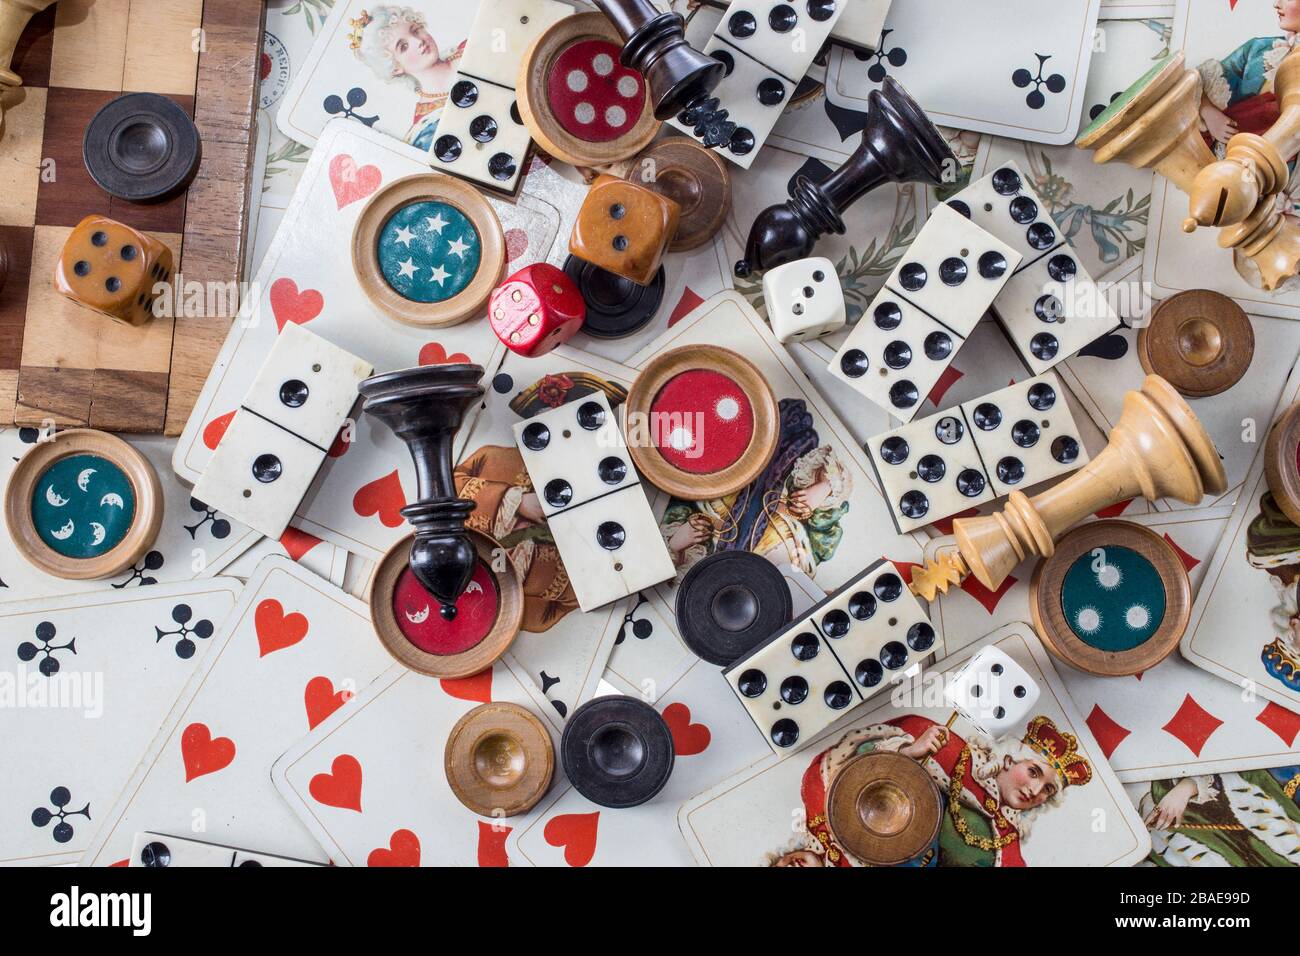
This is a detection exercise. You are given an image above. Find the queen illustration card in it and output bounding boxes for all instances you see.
[1141,0,1300,319]
[277,0,482,154]
[677,625,1152,867]
[1182,361,1300,712]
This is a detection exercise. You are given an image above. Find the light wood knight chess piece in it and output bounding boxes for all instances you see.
[910,375,1227,600]
[1077,51,1300,291]
[0,0,56,126]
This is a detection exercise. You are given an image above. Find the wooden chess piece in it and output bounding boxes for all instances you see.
[590,0,725,123]
[1136,289,1253,398]
[0,0,56,124]
[1077,52,1300,291]
[358,364,486,617]
[734,78,954,277]
[911,375,1227,598]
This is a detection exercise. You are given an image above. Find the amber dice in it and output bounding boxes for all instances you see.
[569,174,679,286]
[54,215,174,326]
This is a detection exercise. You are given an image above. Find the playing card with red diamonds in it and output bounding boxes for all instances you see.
[0,579,240,866]
[173,121,562,564]
[271,661,553,867]
[79,556,394,866]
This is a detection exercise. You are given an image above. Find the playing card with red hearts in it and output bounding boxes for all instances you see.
[81,556,394,866]
[271,659,555,867]
[0,579,240,866]
[173,121,562,565]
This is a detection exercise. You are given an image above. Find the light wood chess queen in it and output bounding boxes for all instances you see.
[1077,50,1300,291]
[910,375,1227,600]
[0,0,56,125]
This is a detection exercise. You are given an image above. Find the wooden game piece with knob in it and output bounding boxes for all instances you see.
[1029,520,1191,677]
[909,374,1227,599]
[1136,290,1254,398]
[0,0,56,125]
[1264,399,1300,528]
[1077,52,1300,291]
[734,78,955,277]
[369,529,523,680]
[358,364,486,615]
[444,702,554,818]
[826,752,943,867]
[623,138,731,252]
[517,11,660,169]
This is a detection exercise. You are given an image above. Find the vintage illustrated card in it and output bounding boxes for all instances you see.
[677,625,1152,867]
[174,121,562,564]
[1143,0,1300,319]
[0,580,241,865]
[79,557,395,866]
[824,0,1104,145]
[272,661,553,867]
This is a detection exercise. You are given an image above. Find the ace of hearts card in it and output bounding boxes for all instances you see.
[0,579,241,865]
[174,121,563,564]
[271,660,554,867]
[824,0,1104,145]
[79,556,395,866]
[677,625,1153,867]
[1144,0,1300,318]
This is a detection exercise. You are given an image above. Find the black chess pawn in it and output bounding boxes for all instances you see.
[734,78,957,277]
[591,0,727,124]
[358,364,486,618]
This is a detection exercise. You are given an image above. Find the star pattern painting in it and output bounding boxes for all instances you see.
[376,200,483,304]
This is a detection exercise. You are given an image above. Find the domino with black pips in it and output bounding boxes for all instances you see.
[129,832,323,867]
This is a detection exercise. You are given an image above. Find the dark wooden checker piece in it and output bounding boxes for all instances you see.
[624,343,778,500]
[368,529,522,680]
[560,695,674,808]
[518,11,660,168]
[1136,290,1254,398]
[83,93,201,203]
[827,752,943,867]
[563,254,663,337]
[675,551,792,666]
[0,0,264,435]
[1265,400,1300,528]
[1029,520,1190,677]
[444,702,555,818]
[623,138,730,252]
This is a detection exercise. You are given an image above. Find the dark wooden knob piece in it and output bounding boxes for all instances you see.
[359,364,486,619]
[734,78,955,277]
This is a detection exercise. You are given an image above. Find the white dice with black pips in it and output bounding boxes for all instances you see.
[762,256,847,342]
[726,559,942,752]
[943,645,1040,741]
[866,372,1089,533]
[829,204,1021,422]
[513,392,674,612]
[668,1,847,168]
[949,161,1121,374]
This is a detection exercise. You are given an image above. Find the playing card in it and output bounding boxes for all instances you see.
[222,529,347,587]
[173,121,563,565]
[824,0,1104,145]
[79,556,395,866]
[454,345,640,724]
[277,0,483,154]
[272,659,553,866]
[677,624,1153,867]
[0,579,241,865]
[1127,766,1300,866]
[125,831,323,867]
[1142,0,1300,318]
[0,429,261,602]
[626,291,927,627]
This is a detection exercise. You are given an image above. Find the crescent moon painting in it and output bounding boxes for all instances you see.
[465,580,483,596]
[89,523,107,546]
[100,493,125,509]
[32,454,136,559]
[50,519,74,541]
[44,485,68,507]
[77,468,96,492]
[405,605,431,625]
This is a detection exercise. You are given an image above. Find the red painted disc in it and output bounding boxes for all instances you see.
[393,560,499,656]
[651,369,755,475]
[546,39,646,143]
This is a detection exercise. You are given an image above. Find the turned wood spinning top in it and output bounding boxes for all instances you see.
[0,0,56,124]
[591,0,726,124]
[734,78,954,277]
[911,375,1227,600]
[358,364,486,618]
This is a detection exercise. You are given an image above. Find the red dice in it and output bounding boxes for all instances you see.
[488,263,586,357]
